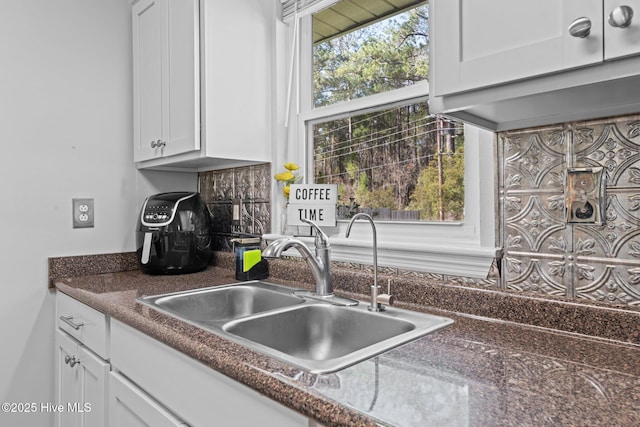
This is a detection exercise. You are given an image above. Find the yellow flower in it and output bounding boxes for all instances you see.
[275,161,301,199]
[274,171,295,182]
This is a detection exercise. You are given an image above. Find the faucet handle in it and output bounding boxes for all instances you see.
[377,279,395,308]
[300,218,330,248]
[377,293,395,306]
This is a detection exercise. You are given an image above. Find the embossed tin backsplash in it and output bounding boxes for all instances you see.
[199,164,271,250]
[498,115,640,307]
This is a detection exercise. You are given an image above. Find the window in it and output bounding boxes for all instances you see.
[277,0,496,278]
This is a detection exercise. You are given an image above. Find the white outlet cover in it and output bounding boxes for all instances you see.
[73,198,94,228]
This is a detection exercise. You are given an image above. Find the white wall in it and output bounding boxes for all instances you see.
[0,1,195,426]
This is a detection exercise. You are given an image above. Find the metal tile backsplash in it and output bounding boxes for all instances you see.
[199,163,271,251]
[498,115,640,308]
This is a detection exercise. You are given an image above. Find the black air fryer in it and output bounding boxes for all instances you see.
[136,192,213,274]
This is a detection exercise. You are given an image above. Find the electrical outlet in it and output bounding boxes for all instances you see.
[232,199,242,225]
[72,198,94,228]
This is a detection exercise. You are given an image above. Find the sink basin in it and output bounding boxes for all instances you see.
[138,281,453,373]
[225,305,414,360]
[225,303,452,373]
[139,281,304,324]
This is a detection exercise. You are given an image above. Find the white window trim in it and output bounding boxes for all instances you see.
[269,2,498,278]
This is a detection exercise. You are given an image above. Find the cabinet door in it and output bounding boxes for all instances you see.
[108,372,187,427]
[432,0,603,96]
[132,0,165,161]
[164,0,200,158]
[111,319,308,427]
[78,346,109,427]
[56,330,80,427]
[604,0,640,60]
[132,0,199,162]
[56,330,109,427]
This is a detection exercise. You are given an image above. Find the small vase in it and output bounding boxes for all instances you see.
[280,203,288,235]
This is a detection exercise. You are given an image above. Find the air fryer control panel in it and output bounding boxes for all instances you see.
[143,200,173,224]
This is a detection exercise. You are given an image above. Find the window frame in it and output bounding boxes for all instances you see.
[272,1,497,278]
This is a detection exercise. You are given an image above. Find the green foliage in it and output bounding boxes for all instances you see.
[361,186,397,209]
[409,148,465,221]
[313,6,429,106]
[351,171,396,209]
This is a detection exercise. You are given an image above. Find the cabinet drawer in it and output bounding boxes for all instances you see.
[57,292,109,359]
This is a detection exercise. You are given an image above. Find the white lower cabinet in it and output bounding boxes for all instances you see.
[55,332,109,427]
[110,319,309,427]
[55,294,110,427]
[109,372,187,427]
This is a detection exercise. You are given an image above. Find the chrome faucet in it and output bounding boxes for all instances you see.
[345,213,393,311]
[263,218,357,306]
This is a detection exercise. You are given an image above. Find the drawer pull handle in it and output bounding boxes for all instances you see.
[60,315,84,330]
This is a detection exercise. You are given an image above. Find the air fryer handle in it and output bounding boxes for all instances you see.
[141,232,152,264]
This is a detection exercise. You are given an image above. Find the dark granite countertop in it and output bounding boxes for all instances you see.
[54,264,640,427]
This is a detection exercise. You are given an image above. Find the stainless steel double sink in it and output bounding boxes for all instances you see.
[137,281,453,373]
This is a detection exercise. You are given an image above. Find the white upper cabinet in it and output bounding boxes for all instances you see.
[604,0,640,59]
[131,0,275,171]
[430,0,640,131]
[132,0,200,163]
[432,0,602,96]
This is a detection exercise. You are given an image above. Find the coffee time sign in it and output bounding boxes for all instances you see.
[287,184,337,227]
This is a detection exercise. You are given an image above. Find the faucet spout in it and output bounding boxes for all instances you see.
[345,213,384,311]
[345,213,377,289]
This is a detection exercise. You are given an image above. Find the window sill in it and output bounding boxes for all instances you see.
[263,231,498,279]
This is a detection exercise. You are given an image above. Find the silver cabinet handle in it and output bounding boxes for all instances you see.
[64,355,80,367]
[608,5,634,28]
[568,17,592,38]
[59,315,84,330]
[150,139,166,148]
